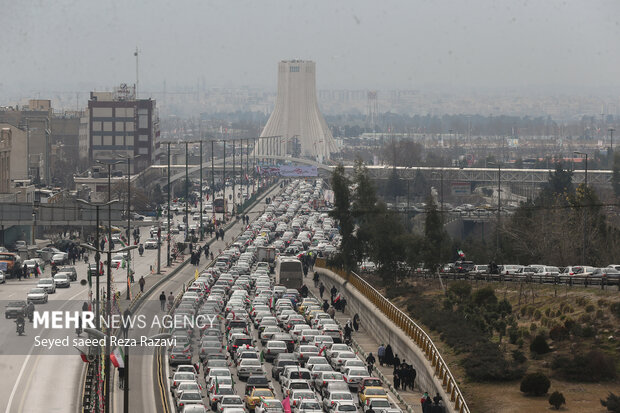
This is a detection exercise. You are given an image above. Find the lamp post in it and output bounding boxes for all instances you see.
[610,127,616,153]
[254,138,258,194]
[574,151,588,265]
[211,140,215,227]
[76,197,119,413]
[232,139,236,217]
[166,142,171,266]
[200,139,203,241]
[185,142,189,242]
[31,211,36,245]
[94,159,123,413]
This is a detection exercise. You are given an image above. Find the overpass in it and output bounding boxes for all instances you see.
[138,154,610,190]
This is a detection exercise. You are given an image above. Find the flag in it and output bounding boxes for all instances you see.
[36,266,42,276]
[116,261,121,269]
[318,345,325,356]
[215,377,219,393]
[458,249,465,258]
[334,294,341,303]
[122,259,127,269]
[282,396,291,413]
[110,347,125,368]
[260,351,264,363]
[119,236,128,247]
[99,261,104,275]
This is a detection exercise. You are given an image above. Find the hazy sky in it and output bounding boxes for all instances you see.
[1,0,619,96]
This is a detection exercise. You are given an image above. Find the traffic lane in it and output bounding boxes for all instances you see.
[125,185,280,413]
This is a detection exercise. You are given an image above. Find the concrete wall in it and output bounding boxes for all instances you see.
[316,267,456,413]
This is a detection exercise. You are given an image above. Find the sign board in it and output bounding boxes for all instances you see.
[451,182,471,196]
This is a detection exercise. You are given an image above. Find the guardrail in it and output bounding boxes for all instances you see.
[316,259,470,413]
[427,271,620,288]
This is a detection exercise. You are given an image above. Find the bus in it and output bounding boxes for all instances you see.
[213,198,226,213]
[275,257,304,290]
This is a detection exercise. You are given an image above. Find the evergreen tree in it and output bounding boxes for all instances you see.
[330,164,355,271]
[423,196,447,274]
[613,152,620,197]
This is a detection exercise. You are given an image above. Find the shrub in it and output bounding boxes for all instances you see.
[520,306,528,317]
[508,326,520,344]
[549,391,566,410]
[597,309,606,320]
[534,309,542,320]
[462,342,526,381]
[600,392,620,412]
[580,314,591,323]
[552,350,617,382]
[544,307,551,317]
[541,316,549,327]
[520,372,550,396]
[530,323,538,332]
[611,302,620,319]
[581,325,596,338]
[576,297,588,307]
[527,306,535,317]
[549,325,569,341]
[586,304,596,313]
[517,337,525,348]
[598,299,609,308]
[512,349,527,364]
[530,334,551,354]
[564,318,576,331]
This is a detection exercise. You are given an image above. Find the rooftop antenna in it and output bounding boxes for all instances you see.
[134,47,139,99]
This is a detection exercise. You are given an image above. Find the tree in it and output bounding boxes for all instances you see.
[385,167,402,199]
[351,160,378,263]
[367,202,406,283]
[601,392,620,412]
[549,391,566,410]
[330,164,355,271]
[612,152,620,197]
[520,372,551,396]
[151,183,164,205]
[423,196,447,275]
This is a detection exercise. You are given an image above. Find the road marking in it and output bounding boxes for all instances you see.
[17,355,40,413]
[3,287,87,413]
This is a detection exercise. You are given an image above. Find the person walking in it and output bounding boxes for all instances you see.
[411,367,417,391]
[82,301,89,312]
[34,262,40,278]
[365,352,376,375]
[340,297,347,313]
[377,344,386,366]
[393,367,401,390]
[330,286,337,304]
[139,276,145,293]
[384,344,394,366]
[322,300,329,312]
[159,291,166,311]
[352,313,360,332]
[393,354,400,369]
[167,292,174,310]
[319,282,325,299]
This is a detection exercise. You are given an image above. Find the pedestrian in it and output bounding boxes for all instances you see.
[366,352,376,375]
[330,286,337,304]
[300,284,309,298]
[352,313,360,332]
[411,367,417,391]
[401,363,410,391]
[340,297,347,313]
[167,292,174,309]
[82,301,89,312]
[118,367,125,389]
[34,262,40,278]
[384,345,394,366]
[343,323,352,343]
[421,392,432,413]
[313,272,319,287]
[319,282,325,299]
[393,354,400,369]
[327,306,335,319]
[159,291,166,311]
[23,263,29,279]
[219,228,224,240]
[139,276,145,293]
[322,300,329,312]
[377,344,386,366]
[393,368,401,390]
[433,393,442,406]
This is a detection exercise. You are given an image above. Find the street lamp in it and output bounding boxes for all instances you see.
[76,197,119,413]
[609,127,616,153]
[574,151,588,265]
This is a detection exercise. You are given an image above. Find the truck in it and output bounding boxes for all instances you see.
[275,257,304,290]
[257,246,276,265]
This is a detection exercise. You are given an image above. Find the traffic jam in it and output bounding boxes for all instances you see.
[167,180,402,413]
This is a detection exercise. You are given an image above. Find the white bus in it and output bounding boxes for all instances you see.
[275,257,304,290]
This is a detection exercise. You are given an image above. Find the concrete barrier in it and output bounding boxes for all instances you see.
[316,266,468,413]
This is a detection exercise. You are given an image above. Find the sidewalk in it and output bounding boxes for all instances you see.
[307,276,425,413]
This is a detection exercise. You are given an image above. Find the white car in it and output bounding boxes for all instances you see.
[0,270,5,283]
[110,254,126,268]
[37,278,56,294]
[144,238,159,249]
[27,288,48,304]
[237,358,264,380]
[53,273,71,288]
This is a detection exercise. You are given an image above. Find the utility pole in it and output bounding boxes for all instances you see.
[574,152,588,265]
[254,138,258,194]
[125,158,131,299]
[166,142,171,266]
[211,140,215,226]
[199,139,203,241]
[223,141,226,221]
[233,139,236,217]
[246,138,249,200]
[185,141,189,242]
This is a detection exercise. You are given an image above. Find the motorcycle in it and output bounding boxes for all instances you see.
[16,322,25,336]
[138,245,144,257]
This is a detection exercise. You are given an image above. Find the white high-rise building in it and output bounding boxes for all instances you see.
[257,60,337,162]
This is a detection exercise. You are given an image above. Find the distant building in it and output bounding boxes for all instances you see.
[0,99,52,184]
[84,84,159,174]
[0,123,28,184]
[0,128,11,193]
[257,60,337,162]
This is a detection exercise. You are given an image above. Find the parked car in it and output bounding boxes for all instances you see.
[591,267,620,284]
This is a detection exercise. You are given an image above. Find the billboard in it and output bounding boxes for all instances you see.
[451,182,471,196]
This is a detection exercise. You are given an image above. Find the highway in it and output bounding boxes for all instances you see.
[0,184,254,413]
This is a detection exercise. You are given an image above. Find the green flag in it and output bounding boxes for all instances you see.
[260,350,264,363]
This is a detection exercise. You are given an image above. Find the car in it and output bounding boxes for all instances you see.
[88,263,101,277]
[181,405,208,413]
[169,346,193,366]
[176,390,205,412]
[57,266,78,281]
[255,399,284,413]
[37,247,67,262]
[27,288,48,304]
[323,391,357,411]
[343,367,368,391]
[358,387,388,405]
[174,381,202,399]
[5,300,28,318]
[111,254,126,268]
[361,398,392,413]
[23,258,46,272]
[144,238,159,249]
[53,273,71,288]
[332,403,358,413]
[37,278,56,294]
[207,385,236,410]
[293,399,323,413]
[358,378,382,393]
[218,395,244,413]
[170,371,198,390]
[237,358,264,380]
[244,375,274,392]
[0,270,5,283]
[264,340,288,362]
[245,388,275,410]
[592,267,620,284]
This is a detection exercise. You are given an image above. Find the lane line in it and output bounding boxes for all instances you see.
[3,287,87,413]
[17,355,40,413]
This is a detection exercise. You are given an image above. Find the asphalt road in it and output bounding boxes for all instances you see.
[0,184,255,413]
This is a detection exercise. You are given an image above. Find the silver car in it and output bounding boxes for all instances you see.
[27,288,48,304]
[37,278,56,294]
